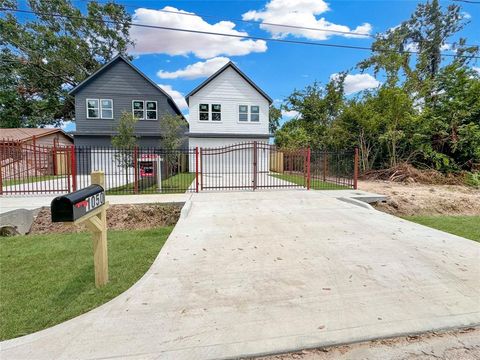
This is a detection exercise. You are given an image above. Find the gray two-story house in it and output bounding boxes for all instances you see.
[69,55,184,148]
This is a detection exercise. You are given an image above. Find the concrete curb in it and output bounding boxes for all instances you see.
[224,324,480,360]
[180,194,193,219]
[0,208,42,235]
[337,197,375,210]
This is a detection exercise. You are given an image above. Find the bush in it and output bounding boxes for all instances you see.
[465,172,480,188]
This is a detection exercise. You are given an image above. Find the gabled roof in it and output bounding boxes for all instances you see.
[69,55,183,116]
[185,61,273,105]
[0,128,72,142]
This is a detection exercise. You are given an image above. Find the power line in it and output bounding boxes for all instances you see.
[73,0,478,47]
[1,7,479,59]
[77,0,375,39]
[452,0,480,4]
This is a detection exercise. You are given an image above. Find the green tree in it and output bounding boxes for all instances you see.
[159,114,187,172]
[269,105,282,134]
[280,76,345,149]
[0,0,132,127]
[416,64,480,171]
[274,118,311,149]
[358,0,478,100]
[111,111,137,183]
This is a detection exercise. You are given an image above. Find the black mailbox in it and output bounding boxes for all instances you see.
[51,185,105,222]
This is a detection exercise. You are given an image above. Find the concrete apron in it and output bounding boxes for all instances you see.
[1,190,479,360]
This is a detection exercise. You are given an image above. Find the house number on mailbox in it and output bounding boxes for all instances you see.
[86,192,105,212]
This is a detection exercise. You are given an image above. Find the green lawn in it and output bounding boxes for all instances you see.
[0,227,172,340]
[2,175,59,187]
[106,173,195,195]
[270,173,350,190]
[403,216,480,242]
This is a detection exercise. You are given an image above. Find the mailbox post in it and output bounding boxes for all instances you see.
[51,171,109,288]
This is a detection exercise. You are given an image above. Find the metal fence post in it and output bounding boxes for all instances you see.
[195,146,199,193]
[307,147,311,190]
[200,147,203,191]
[32,135,38,178]
[323,150,327,182]
[353,147,359,190]
[70,145,77,192]
[253,141,258,191]
[0,144,3,195]
[133,146,139,194]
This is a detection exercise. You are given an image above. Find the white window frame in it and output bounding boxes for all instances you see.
[100,99,113,119]
[199,103,209,121]
[238,104,261,123]
[132,100,145,120]
[145,101,158,120]
[238,104,249,122]
[86,99,100,119]
[250,105,260,122]
[211,104,221,122]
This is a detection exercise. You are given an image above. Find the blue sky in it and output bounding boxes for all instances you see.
[57,0,479,131]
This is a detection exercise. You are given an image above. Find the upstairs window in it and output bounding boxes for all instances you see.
[212,104,221,121]
[250,106,260,122]
[199,104,209,121]
[100,99,113,119]
[132,100,145,119]
[239,105,248,122]
[146,101,157,120]
[87,99,99,119]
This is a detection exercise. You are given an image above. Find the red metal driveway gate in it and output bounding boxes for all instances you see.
[196,142,310,191]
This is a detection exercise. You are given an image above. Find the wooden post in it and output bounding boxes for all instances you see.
[89,171,108,287]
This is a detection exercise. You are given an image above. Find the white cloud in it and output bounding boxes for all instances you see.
[473,67,480,74]
[130,7,267,59]
[331,73,380,95]
[440,43,452,51]
[405,42,419,52]
[242,0,371,40]
[281,109,300,119]
[462,11,471,20]
[157,57,230,79]
[158,84,188,111]
[45,121,75,131]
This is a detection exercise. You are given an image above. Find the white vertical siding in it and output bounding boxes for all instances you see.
[188,67,270,136]
[188,138,269,173]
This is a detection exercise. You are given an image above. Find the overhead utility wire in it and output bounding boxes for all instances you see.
[1,7,479,59]
[76,0,478,47]
[79,1,375,38]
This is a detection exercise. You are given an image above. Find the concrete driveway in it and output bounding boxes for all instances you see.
[1,190,479,359]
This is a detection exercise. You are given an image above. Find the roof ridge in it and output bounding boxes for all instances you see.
[185,62,272,105]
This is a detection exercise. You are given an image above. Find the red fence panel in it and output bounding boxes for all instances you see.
[0,142,355,195]
[0,141,72,195]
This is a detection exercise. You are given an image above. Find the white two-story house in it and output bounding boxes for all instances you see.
[186,62,272,150]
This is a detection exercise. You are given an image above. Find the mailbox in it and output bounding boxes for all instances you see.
[51,185,105,222]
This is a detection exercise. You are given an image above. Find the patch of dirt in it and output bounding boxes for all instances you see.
[254,327,480,360]
[358,180,480,216]
[363,163,466,185]
[29,204,182,235]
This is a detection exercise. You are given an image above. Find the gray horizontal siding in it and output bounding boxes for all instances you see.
[74,135,164,148]
[75,60,179,135]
